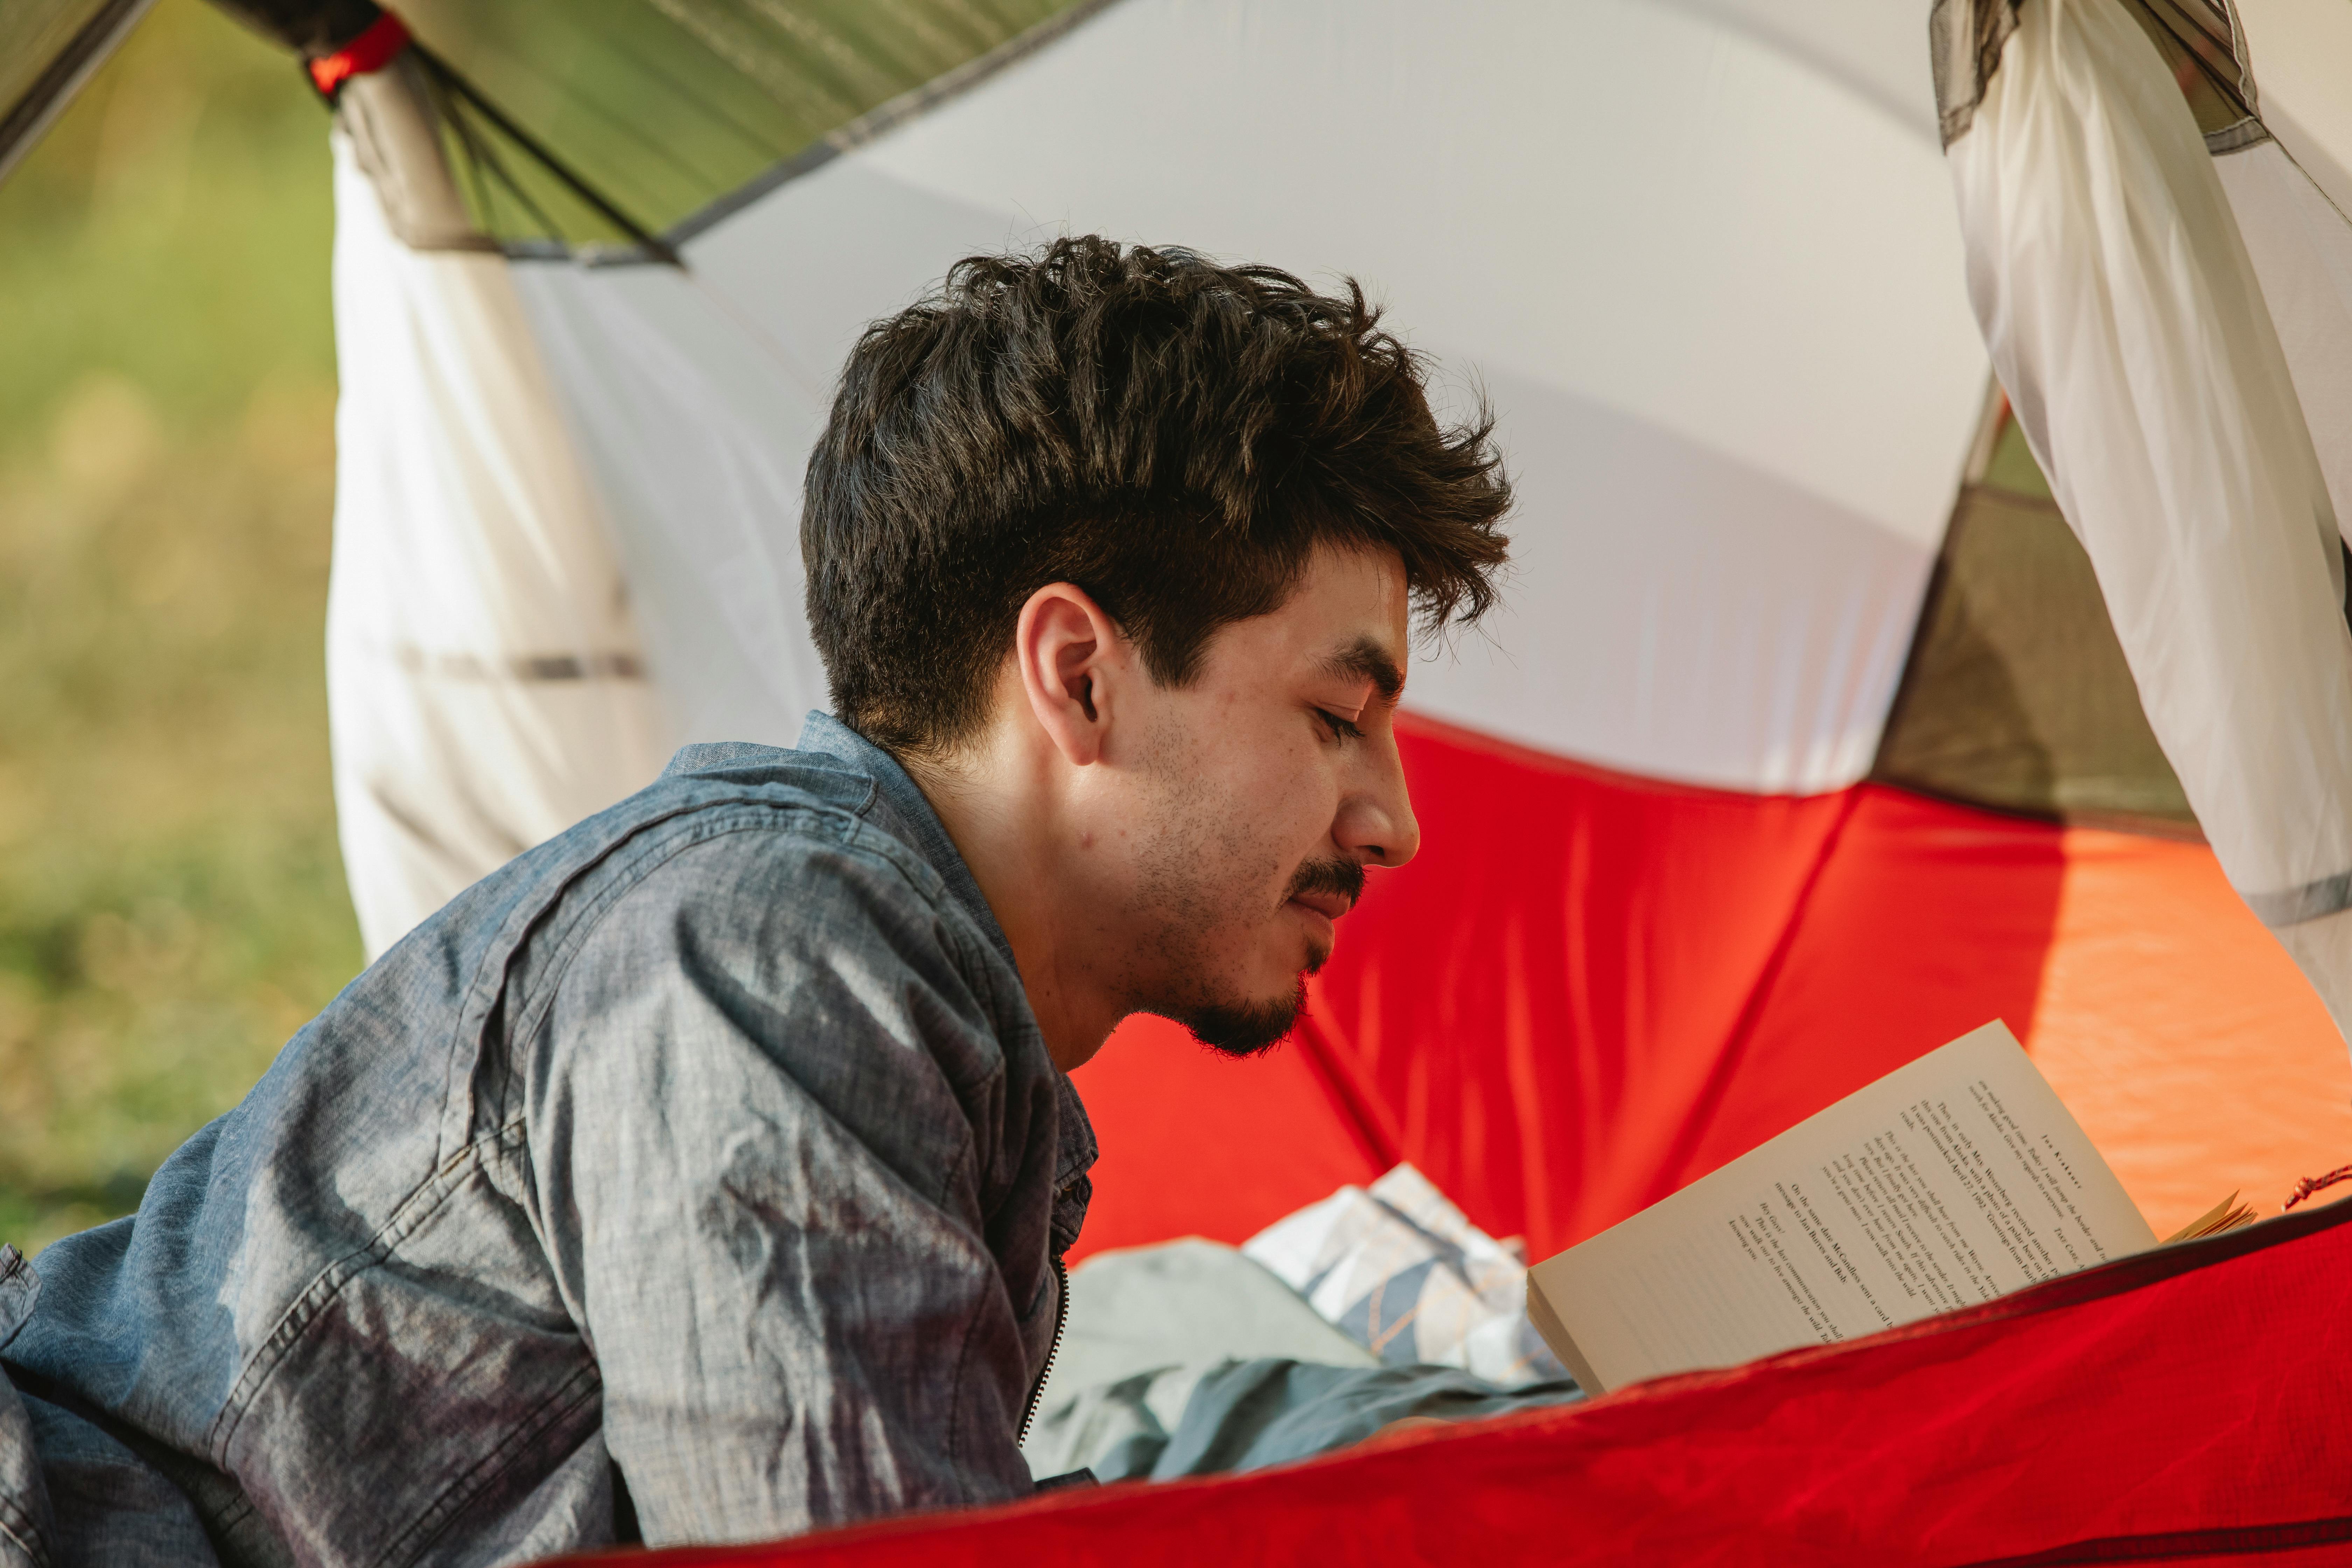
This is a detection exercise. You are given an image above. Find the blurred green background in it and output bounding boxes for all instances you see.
[0,0,362,1252]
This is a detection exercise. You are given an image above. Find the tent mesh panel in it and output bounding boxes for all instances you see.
[1870,409,2200,835]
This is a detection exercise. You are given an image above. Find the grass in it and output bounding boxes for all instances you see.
[0,0,363,1253]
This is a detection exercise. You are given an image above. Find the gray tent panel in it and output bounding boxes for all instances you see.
[375,0,1096,254]
[1870,404,2200,835]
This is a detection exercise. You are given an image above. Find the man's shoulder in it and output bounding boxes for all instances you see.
[523,748,1038,1131]
[373,739,944,997]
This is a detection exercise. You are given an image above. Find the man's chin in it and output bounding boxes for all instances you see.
[1181,975,1309,1058]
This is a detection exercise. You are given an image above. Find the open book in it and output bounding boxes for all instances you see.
[1526,1021,2254,1393]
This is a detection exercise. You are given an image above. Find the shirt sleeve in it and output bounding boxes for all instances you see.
[519,822,1052,1545]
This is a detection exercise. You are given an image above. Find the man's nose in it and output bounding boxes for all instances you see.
[1337,740,1420,869]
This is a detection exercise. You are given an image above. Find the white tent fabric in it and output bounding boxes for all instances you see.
[2216,143,2352,551]
[510,0,1989,798]
[506,266,828,755]
[328,102,668,956]
[1946,0,2352,1037]
[2233,0,2352,218]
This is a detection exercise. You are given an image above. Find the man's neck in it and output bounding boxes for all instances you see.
[897,746,1120,1073]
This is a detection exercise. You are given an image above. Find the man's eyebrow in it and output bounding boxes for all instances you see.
[1319,636,1406,705]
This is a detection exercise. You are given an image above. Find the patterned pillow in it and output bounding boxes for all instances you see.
[1242,1164,1569,1387]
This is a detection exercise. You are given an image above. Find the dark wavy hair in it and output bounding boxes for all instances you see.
[802,236,1513,758]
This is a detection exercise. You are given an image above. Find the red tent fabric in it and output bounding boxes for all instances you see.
[564,1191,2352,1567]
[1071,714,2352,1261]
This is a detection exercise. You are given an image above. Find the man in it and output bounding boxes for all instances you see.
[0,237,1511,1565]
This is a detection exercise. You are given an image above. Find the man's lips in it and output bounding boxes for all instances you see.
[1283,858,1366,930]
[1287,889,1354,922]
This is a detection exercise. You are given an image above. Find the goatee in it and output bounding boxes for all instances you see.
[1186,974,1309,1057]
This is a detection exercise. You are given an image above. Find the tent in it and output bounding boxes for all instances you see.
[8,0,2352,1556]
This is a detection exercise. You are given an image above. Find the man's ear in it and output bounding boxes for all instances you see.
[1014,582,1127,766]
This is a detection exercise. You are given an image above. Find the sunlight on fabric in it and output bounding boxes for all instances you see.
[518,0,1991,794]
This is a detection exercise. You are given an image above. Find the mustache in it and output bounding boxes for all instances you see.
[1284,857,1366,913]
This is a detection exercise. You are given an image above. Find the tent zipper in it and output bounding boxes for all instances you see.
[1017,1256,1068,1447]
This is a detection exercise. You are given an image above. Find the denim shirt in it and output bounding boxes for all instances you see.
[0,714,1096,1567]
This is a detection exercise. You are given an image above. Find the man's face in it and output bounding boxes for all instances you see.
[1093,544,1420,1054]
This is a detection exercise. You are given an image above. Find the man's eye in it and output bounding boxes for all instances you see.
[1317,709,1365,743]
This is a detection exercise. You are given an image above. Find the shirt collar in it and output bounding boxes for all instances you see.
[793,712,1015,969]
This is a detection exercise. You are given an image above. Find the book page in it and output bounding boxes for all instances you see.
[1527,1022,2156,1392]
